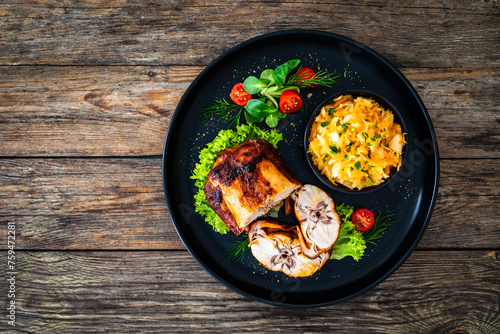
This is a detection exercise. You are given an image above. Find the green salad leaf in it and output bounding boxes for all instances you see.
[272,59,301,87]
[191,124,283,234]
[203,59,339,128]
[330,203,367,261]
[336,202,354,222]
[243,76,268,94]
[245,99,278,118]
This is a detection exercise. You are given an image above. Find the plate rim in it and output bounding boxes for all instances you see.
[162,29,440,308]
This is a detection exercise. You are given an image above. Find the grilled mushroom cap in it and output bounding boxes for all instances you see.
[247,220,329,278]
[292,184,341,259]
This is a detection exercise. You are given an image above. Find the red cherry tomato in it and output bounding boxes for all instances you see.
[279,90,303,113]
[295,67,317,89]
[230,83,252,106]
[351,208,375,232]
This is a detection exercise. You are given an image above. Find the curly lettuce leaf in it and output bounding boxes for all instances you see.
[191,124,283,234]
[330,203,367,261]
[336,202,354,223]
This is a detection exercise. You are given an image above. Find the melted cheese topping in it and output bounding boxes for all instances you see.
[308,94,405,190]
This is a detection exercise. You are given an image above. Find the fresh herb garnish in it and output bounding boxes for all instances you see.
[331,203,366,261]
[200,99,244,128]
[331,204,397,260]
[320,121,330,127]
[286,67,340,88]
[201,59,339,128]
[330,145,341,154]
[346,141,355,153]
[224,234,250,263]
[341,122,349,133]
[363,210,396,245]
[361,168,375,184]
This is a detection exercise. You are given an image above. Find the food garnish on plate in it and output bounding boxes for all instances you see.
[200,59,339,128]
[308,94,405,190]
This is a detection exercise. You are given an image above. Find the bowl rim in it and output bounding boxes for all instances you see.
[303,89,408,194]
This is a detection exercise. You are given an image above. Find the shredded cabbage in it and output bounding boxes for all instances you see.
[191,124,283,234]
[308,95,405,190]
[330,203,367,261]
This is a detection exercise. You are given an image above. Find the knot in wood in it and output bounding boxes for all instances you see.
[449,330,469,334]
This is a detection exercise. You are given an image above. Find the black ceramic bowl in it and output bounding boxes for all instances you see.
[304,90,407,194]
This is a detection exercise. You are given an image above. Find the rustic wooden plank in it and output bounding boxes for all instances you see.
[0,65,196,157]
[1,158,498,250]
[405,69,500,159]
[438,158,499,197]
[419,195,499,249]
[0,66,498,158]
[0,250,498,333]
[0,158,182,250]
[0,1,499,68]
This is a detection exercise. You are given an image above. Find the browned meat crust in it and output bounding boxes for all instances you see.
[204,139,301,235]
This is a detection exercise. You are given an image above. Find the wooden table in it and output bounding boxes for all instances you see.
[1,1,499,333]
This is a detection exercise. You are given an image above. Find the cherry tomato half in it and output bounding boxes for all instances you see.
[351,208,375,232]
[295,67,317,89]
[230,83,252,106]
[279,90,303,113]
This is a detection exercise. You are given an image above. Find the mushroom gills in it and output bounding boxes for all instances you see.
[292,184,341,259]
[247,220,329,278]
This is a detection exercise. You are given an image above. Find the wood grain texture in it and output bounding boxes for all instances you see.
[0,158,181,250]
[1,0,499,331]
[0,1,499,68]
[406,69,500,159]
[0,66,498,157]
[0,66,190,156]
[0,250,498,333]
[1,158,498,250]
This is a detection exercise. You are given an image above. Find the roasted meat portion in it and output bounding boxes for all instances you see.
[247,220,329,278]
[204,139,301,235]
[292,184,341,259]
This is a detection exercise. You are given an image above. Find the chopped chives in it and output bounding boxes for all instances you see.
[330,145,341,154]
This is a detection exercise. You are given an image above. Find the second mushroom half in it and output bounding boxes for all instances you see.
[292,184,341,259]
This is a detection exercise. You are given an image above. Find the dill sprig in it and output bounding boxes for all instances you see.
[287,67,340,89]
[200,99,244,128]
[224,234,250,263]
[363,209,396,245]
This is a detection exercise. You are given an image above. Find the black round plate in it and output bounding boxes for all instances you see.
[162,30,439,308]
